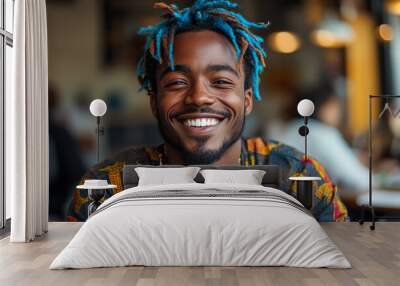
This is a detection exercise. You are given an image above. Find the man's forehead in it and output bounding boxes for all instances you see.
[161,30,238,70]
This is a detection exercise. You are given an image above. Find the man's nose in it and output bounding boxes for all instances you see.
[184,81,216,106]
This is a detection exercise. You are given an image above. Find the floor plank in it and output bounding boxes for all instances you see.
[0,222,399,286]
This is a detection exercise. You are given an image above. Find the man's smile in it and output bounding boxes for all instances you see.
[173,112,227,135]
[183,118,220,127]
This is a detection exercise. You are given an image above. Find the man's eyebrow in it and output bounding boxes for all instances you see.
[206,64,239,78]
[159,65,191,80]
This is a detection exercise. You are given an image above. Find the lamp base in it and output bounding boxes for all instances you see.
[359,204,376,231]
[296,180,313,210]
[289,177,321,210]
[87,188,106,217]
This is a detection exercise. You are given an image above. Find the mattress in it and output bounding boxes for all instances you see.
[50,183,351,269]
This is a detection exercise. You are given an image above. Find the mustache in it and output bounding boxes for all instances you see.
[171,106,231,119]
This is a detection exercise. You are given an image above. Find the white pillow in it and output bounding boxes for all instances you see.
[135,167,200,186]
[200,169,266,185]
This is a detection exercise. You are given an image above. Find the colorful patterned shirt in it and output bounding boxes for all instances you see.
[67,137,348,222]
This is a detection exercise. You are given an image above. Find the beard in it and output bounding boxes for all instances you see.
[156,106,245,165]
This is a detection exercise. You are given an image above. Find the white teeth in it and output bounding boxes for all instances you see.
[183,118,220,127]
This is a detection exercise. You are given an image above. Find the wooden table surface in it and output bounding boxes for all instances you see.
[0,222,399,286]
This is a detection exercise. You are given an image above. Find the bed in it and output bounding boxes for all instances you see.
[50,165,350,269]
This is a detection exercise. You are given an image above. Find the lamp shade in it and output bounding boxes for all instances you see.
[89,99,107,117]
[297,99,314,117]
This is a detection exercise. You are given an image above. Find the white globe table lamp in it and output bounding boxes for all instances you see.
[297,99,315,161]
[90,99,107,117]
[89,99,107,163]
[288,99,321,211]
[297,99,314,117]
[77,99,116,217]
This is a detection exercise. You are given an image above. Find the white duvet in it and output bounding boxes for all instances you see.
[50,183,351,269]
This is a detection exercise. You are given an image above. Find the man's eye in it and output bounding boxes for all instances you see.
[212,79,234,86]
[165,80,187,87]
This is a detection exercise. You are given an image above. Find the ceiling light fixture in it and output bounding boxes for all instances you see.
[311,13,353,48]
[269,31,301,54]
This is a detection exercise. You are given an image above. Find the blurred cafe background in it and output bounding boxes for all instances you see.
[46,0,400,221]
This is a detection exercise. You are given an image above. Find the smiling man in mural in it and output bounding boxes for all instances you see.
[67,0,348,222]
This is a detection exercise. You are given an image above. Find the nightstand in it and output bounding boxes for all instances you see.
[289,176,321,210]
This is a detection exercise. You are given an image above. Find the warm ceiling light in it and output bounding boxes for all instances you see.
[311,13,353,48]
[377,24,393,42]
[269,32,301,54]
[311,30,344,48]
[386,0,400,15]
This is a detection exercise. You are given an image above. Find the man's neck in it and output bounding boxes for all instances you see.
[164,139,242,165]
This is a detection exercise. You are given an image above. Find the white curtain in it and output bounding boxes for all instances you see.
[7,0,49,242]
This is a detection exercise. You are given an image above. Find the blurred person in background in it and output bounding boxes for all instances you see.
[269,82,373,197]
[63,88,98,168]
[49,84,85,221]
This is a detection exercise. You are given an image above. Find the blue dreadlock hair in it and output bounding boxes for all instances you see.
[136,0,268,101]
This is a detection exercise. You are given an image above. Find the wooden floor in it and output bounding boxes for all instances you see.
[0,222,399,286]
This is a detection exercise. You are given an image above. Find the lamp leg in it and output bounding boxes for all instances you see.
[304,117,308,161]
[359,205,364,225]
[358,205,376,230]
[96,117,100,163]
[370,206,375,231]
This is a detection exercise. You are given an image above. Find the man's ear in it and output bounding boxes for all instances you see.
[149,92,158,118]
[244,88,254,116]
